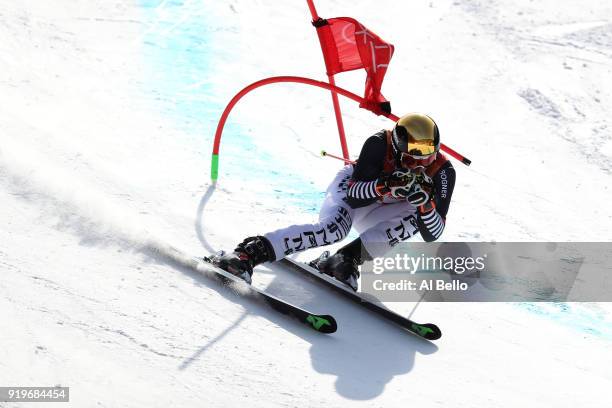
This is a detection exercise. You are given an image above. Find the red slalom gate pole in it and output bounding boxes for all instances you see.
[327,74,350,160]
[306,0,350,161]
[306,0,319,19]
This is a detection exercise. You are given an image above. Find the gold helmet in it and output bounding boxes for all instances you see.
[392,113,440,167]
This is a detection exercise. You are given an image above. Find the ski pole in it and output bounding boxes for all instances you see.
[321,150,356,165]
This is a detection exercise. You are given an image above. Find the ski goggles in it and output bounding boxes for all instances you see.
[392,126,439,168]
[400,151,437,168]
[392,126,439,157]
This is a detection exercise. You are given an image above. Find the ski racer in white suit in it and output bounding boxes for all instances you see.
[211,113,456,291]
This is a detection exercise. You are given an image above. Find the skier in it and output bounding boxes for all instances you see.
[210,113,456,291]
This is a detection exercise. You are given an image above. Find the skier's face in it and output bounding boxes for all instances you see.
[400,152,437,169]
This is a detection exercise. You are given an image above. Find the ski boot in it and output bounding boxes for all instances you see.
[208,236,275,284]
[309,238,369,292]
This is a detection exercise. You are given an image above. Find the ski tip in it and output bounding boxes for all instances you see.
[410,322,442,341]
[306,314,337,334]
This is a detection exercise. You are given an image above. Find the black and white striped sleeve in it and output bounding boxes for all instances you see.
[347,180,379,201]
[418,208,446,241]
[345,131,387,209]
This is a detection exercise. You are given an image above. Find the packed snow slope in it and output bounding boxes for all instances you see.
[1,0,612,407]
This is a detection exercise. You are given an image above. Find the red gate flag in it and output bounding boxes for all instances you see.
[314,17,394,115]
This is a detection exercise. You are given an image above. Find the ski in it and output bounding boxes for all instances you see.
[280,257,441,340]
[189,256,337,334]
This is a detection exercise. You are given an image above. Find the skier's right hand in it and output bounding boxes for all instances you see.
[376,170,417,198]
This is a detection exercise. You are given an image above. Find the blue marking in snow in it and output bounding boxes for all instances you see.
[515,303,612,340]
[138,0,323,213]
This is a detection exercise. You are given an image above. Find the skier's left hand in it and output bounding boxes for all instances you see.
[406,168,434,206]
[406,182,432,206]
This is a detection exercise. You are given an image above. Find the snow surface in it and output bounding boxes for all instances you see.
[1,0,612,407]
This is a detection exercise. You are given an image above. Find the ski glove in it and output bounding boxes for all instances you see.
[406,168,434,206]
[406,183,432,206]
[375,170,418,198]
[376,169,435,201]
